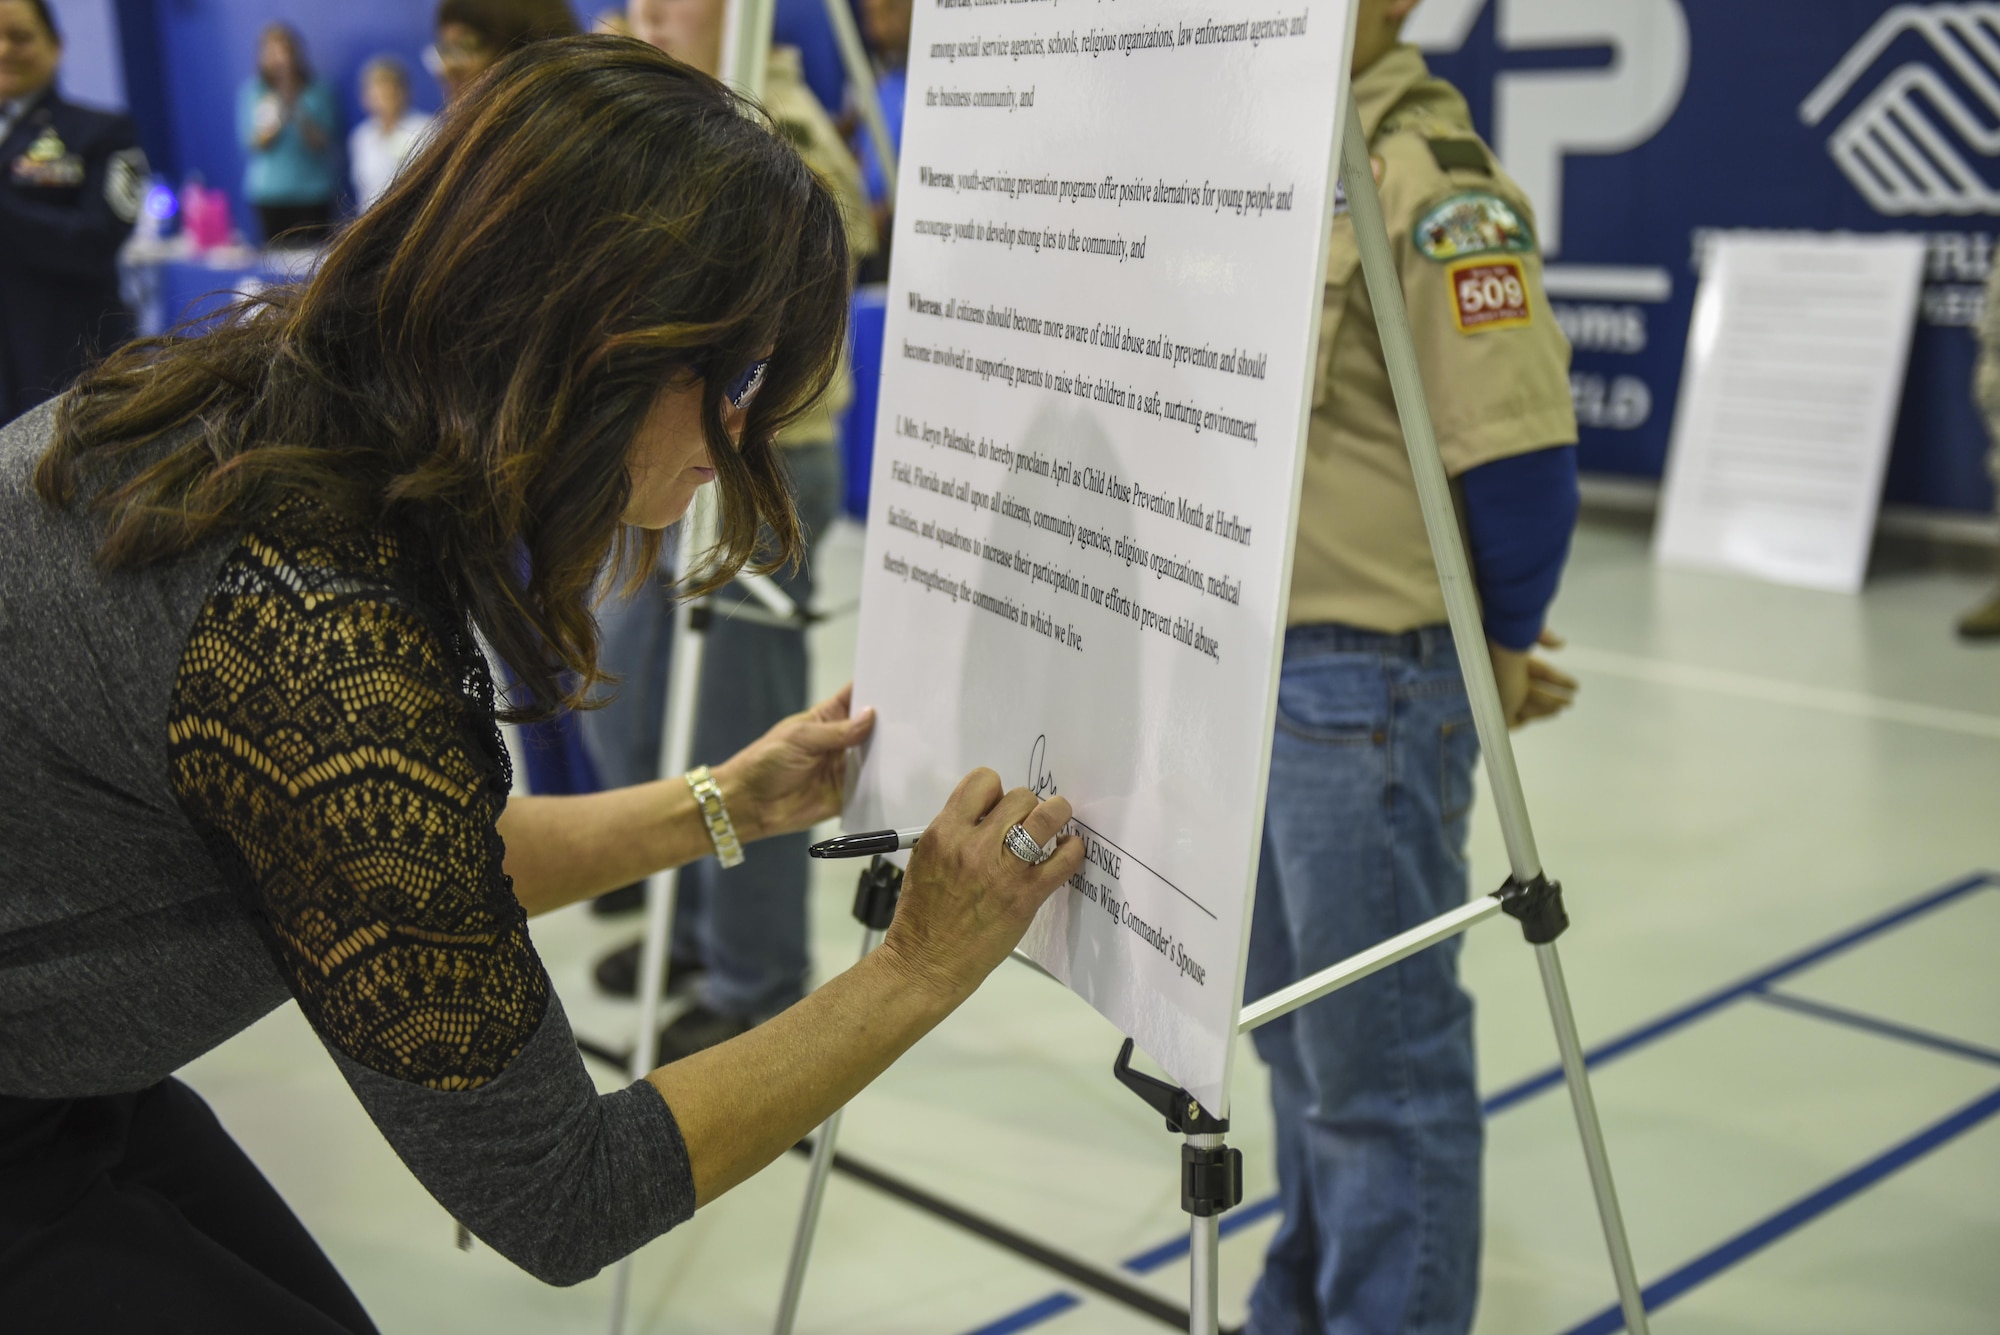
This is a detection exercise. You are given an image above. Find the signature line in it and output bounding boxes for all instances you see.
[1068,817,1217,921]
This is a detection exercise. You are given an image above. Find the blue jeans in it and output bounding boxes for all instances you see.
[1245,623,1483,1335]
[581,444,842,1019]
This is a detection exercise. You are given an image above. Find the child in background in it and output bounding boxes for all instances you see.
[348,57,433,212]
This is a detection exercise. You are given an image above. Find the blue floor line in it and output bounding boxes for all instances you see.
[1560,1083,2000,1335]
[962,1292,1081,1335]
[1483,871,1995,1114]
[956,872,1996,1335]
[1751,988,2000,1069]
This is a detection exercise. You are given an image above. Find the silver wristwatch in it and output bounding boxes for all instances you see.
[685,765,745,868]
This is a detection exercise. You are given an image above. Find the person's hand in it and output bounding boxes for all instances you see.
[252,95,286,149]
[1488,628,1578,728]
[713,684,875,842]
[878,770,1084,1004]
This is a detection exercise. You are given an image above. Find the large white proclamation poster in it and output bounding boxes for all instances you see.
[847,0,1357,1112]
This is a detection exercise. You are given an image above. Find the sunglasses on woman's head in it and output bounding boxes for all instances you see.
[726,358,770,411]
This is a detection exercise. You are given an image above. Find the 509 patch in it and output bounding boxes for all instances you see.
[1448,257,1532,334]
[1413,191,1533,262]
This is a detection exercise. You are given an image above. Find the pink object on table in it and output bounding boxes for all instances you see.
[182,185,233,251]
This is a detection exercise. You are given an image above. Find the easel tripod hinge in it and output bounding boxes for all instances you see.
[1112,1040,1244,1217]
[1497,873,1569,945]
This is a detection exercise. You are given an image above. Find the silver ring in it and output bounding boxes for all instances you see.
[1004,823,1053,866]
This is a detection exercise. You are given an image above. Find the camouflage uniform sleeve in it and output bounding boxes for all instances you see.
[1974,255,2000,442]
[1377,123,1577,477]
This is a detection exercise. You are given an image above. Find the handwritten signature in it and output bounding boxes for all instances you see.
[1027,733,1058,798]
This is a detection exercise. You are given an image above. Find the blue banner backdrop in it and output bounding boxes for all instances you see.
[1411,0,1999,514]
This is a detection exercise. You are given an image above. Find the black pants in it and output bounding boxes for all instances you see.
[254,201,334,248]
[0,1079,377,1334]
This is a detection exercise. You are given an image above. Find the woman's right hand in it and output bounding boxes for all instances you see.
[649,768,1084,1208]
[878,769,1085,1004]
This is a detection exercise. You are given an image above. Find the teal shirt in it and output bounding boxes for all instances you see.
[237,79,339,206]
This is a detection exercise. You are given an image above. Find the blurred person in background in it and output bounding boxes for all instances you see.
[853,0,907,281]
[1964,256,2000,640]
[585,0,876,1061]
[0,0,145,426]
[431,0,582,104]
[348,56,431,212]
[239,23,338,248]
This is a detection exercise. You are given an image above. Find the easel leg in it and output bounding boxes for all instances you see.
[608,502,717,1335]
[1113,1044,1241,1335]
[774,1099,847,1335]
[773,923,886,1335]
[1186,1132,1223,1335]
[773,859,905,1335]
[1536,941,1649,1333]
[1335,85,1652,1332]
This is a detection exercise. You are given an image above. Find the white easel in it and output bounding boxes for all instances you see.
[768,86,1654,1335]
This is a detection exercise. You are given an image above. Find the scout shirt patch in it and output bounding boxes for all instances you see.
[1426,137,1489,175]
[12,126,84,188]
[1413,191,1533,263]
[1447,256,1532,334]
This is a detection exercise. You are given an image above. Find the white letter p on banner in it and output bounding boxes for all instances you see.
[1492,0,1690,256]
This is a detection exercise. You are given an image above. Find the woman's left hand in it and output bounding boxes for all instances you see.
[713,685,875,843]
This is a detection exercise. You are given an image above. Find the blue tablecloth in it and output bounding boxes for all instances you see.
[123,250,320,338]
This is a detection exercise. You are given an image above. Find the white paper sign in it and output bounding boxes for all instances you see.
[846,0,1356,1111]
[1655,233,1927,593]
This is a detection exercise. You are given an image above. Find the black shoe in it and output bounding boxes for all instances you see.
[656,1004,753,1062]
[590,882,647,917]
[593,940,705,998]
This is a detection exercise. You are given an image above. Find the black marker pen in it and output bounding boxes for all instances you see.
[808,827,928,859]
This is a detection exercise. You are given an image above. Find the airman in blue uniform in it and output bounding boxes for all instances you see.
[0,0,146,425]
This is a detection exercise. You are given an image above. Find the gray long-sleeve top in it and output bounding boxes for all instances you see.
[0,402,695,1284]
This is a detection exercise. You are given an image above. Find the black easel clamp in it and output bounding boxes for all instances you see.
[1114,1039,1226,1133]
[1181,1142,1243,1219]
[1113,1040,1244,1218]
[852,856,903,929]
[1497,873,1568,945]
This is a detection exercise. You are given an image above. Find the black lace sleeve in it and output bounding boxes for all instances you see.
[164,511,697,1284]
[167,518,547,1090]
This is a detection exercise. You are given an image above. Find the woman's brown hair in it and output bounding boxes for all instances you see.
[35,35,851,721]
[255,22,315,86]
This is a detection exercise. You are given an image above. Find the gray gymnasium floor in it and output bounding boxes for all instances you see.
[181,512,2000,1333]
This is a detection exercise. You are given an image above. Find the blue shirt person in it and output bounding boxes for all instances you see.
[237,23,339,247]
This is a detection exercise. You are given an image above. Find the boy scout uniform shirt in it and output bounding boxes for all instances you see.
[762,45,878,450]
[1289,44,1576,632]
